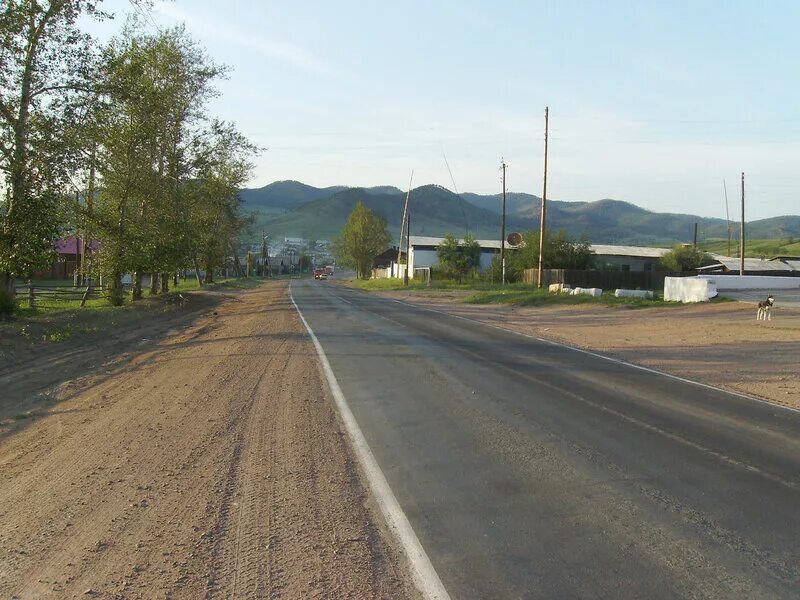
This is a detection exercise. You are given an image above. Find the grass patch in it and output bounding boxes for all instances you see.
[347,278,518,293]
[699,238,800,258]
[463,288,679,308]
[42,324,74,342]
[11,413,33,421]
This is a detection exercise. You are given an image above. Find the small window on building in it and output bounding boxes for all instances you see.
[621,264,630,272]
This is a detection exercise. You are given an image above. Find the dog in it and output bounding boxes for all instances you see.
[756,295,775,321]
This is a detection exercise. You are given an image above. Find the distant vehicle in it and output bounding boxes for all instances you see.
[325,265,335,276]
[314,268,326,280]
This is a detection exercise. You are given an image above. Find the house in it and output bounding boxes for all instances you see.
[588,245,670,272]
[406,236,502,275]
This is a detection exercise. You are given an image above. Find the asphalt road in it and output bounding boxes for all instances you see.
[291,279,800,599]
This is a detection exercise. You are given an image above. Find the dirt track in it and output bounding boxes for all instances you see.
[0,282,411,599]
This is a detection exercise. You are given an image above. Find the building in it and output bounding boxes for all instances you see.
[407,236,501,274]
[588,245,670,272]
[697,256,798,276]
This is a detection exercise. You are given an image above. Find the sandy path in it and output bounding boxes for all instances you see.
[373,289,800,410]
[0,282,411,599]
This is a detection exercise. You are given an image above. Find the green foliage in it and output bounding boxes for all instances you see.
[436,234,482,283]
[0,1,103,286]
[333,202,391,279]
[660,245,713,271]
[86,25,256,303]
[498,230,594,282]
[298,253,312,271]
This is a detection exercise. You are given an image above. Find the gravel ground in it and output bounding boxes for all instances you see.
[0,281,412,599]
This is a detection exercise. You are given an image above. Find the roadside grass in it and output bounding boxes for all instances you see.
[346,277,515,293]
[462,288,679,308]
[11,275,266,317]
[1,276,270,349]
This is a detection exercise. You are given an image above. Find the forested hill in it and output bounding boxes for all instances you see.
[241,180,800,245]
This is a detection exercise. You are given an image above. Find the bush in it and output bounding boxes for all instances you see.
[0,290,17,319]
[660,245,714,271]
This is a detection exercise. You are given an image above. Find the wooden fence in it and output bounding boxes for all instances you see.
[522,269,692,290]
[13,282,109,309]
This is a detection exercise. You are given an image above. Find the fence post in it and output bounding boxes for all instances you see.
[80,285,91,308]
[27,279,35,309]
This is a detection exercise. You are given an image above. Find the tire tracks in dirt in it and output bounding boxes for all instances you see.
[0,281,412,599]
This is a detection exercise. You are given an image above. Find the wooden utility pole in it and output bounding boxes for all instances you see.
[537,107,549,288]
[740,172,745,275]
[500,159,507,285]
[693,222,698,247]
[397,171,414,279]
[404,210,411,285]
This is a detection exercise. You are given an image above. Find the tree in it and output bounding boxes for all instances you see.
[436,234,481,282]
[500,230,594,282]
[0,0,109,298]
[86,24,254,302]
[660,245,713,271]
[298,253,312,272]
[333,202,390,279]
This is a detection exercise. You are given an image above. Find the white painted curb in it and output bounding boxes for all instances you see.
[289,283,451,600]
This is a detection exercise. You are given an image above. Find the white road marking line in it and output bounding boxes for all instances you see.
[289,283,451,600]
[341,288,800,417]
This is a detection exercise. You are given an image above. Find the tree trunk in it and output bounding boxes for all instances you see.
[160,272,169,294]
[204,262,213,284]
[108,273,124,306]
[1,272,15,300]
[149,273,159,295]
[193,258,203,287]
[131,271,143,301]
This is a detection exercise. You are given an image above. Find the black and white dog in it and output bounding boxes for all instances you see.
[756,295,775,321]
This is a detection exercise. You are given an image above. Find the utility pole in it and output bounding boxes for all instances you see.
[398,170,414,279]
[740,172,745,275]
[404,210,411,285]
[693,222,698,247]
[537,106,549,288]
[500,159,507,285]
[261,230,266,277]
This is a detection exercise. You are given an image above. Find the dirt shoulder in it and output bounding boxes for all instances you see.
[0,281,412,599]
[369,288,800,410]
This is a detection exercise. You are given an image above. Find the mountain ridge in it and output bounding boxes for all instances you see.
[240,181,800,245]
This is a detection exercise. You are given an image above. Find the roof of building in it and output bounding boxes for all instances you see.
[589,244,670,259]
[697,257,795,272]
[409,236,502,249]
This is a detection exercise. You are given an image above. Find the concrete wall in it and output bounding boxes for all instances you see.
[664,277,717,302]
[698,275,800,291]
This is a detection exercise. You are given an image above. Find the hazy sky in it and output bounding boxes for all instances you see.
[86,1,800,220]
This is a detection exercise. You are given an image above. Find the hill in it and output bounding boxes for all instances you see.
[237,180,348,215]
[257,185,508,241]
[240,180,800,246]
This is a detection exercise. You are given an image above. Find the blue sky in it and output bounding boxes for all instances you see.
[86,1,800,220]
